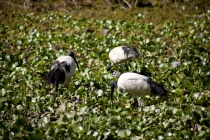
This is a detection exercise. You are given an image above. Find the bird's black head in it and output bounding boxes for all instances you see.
[68,51,80,72]
[68,51,75,57]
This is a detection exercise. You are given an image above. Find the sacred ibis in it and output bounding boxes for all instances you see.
[110,72,167,107]
[107,46,139,71]
[46,51,79,91]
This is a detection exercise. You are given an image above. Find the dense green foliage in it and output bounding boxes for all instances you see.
[0,9,210,139]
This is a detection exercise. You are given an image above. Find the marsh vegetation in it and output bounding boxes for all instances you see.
[0,0,210,139]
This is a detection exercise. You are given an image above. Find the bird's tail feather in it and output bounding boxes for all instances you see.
[46,64,60,85]
[149,79,167,96]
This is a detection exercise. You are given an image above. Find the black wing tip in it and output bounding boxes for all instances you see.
[122,45,132,50]
[122,46,139,58]
[46,68,65,91]
[46,61,60,85]
[122,45,138,51]
[46,70,53,84]
[46,76,50,84]
[149,80,167,97]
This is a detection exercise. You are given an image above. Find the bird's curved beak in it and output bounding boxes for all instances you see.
[107,65,112,71]
[73,56,80,72]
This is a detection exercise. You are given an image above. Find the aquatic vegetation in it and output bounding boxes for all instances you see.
[0,9,210,139]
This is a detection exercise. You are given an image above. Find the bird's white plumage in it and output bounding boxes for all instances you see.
[53,56,76,86]
[110,72,167,107]
[46,51,79,92]
[107,46,139,71]
[109,46,127,64]
[117,72,151,98]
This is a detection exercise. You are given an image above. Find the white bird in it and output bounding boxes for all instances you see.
[110,72,167,107]
[46,51,79,91]
[107,46,139,71]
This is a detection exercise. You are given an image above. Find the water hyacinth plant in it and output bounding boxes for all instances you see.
[0,2,210,139]
[172,61,180,68]
[112,70,121,77]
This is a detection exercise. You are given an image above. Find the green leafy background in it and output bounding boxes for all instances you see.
[0,2,210,139]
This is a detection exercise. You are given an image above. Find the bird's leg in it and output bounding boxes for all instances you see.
[125,62,129,71]
[132,98,138,109]
[55,85,58,93]
[134,59,138,70]
[117,65,120,71]
[53,81,59,105]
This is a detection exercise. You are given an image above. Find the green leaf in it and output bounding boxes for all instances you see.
[29,133,43,140]
[72,125,83,133]
[15,118,26,126]
[115,129,126,138]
